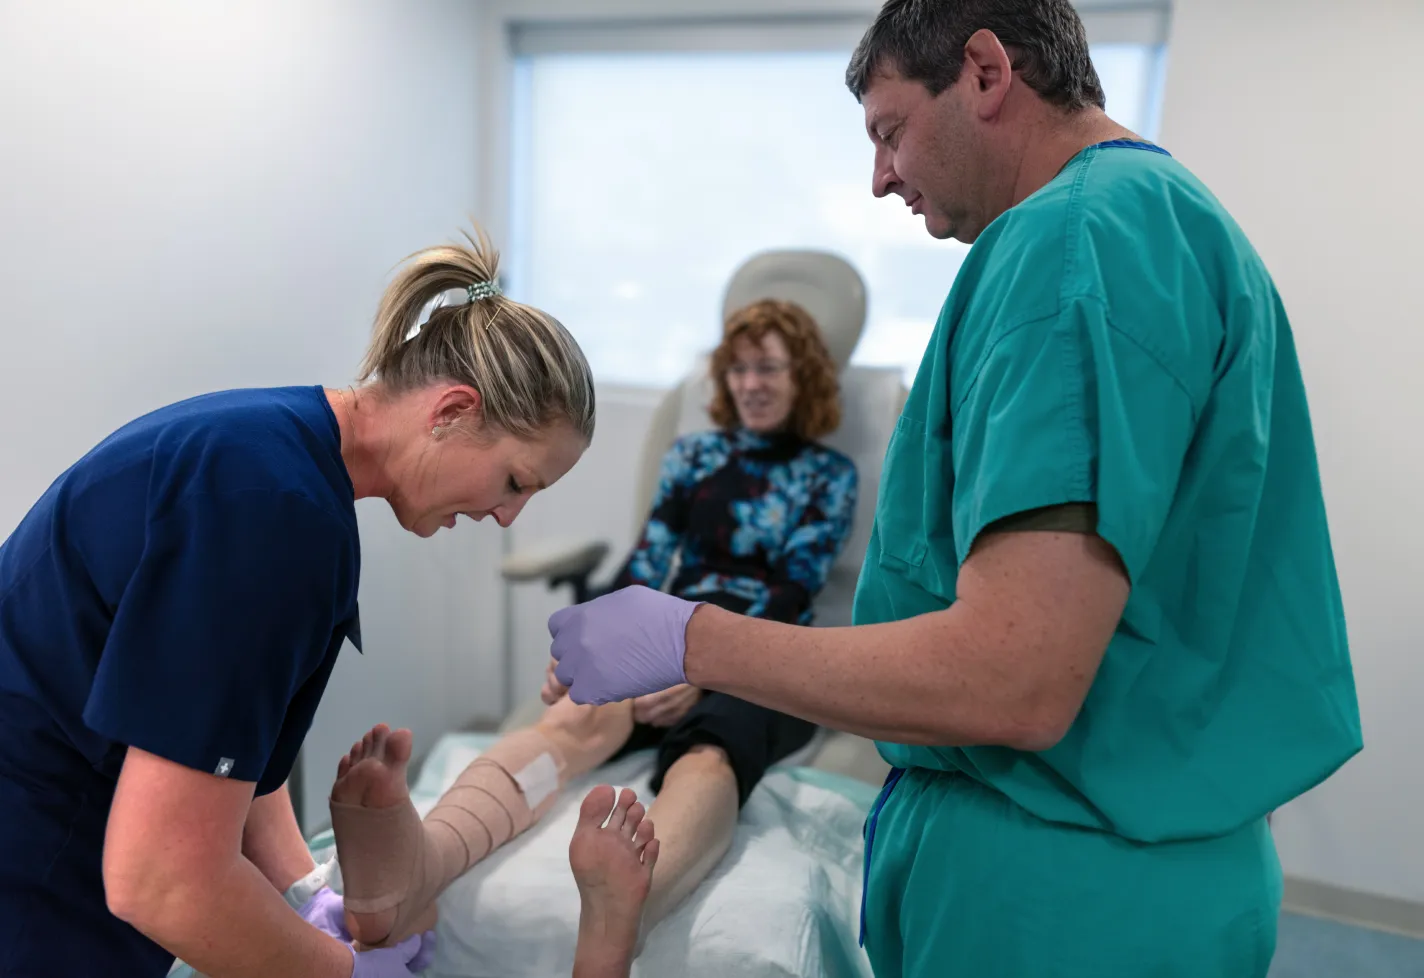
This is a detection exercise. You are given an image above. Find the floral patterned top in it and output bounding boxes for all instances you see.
[611,428,858,625]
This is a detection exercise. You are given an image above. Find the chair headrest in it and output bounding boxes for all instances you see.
[721,250,868,371]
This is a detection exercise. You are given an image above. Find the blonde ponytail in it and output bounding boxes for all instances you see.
[358,224,595,442]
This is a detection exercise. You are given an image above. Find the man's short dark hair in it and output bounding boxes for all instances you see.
[846,0,1106,111]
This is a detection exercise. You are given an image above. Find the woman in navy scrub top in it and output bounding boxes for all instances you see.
[0,227,594,978]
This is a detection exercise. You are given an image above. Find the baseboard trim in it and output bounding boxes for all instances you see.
[1282,876,1424,939]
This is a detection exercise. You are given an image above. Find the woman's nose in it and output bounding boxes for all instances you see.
[494,496,529,528]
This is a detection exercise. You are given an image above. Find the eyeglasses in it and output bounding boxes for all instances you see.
[725,360,790,379]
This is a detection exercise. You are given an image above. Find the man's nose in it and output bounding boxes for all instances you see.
[872,144,897,199]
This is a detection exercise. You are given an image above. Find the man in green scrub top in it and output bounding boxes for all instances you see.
[546,1,1363,975]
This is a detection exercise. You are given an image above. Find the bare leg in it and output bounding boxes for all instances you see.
[534,694,637,779]
[570,785,659,978]
[330,701,634,947]
[637,744,740,935]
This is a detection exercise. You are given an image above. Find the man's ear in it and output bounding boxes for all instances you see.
[961,28,1015,120]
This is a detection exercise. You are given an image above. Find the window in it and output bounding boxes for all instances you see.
[508,16,1169,388]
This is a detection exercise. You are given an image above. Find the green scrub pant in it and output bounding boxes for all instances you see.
[862,767,1282,978]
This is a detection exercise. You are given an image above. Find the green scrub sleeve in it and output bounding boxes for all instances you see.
[949,296,1198,582]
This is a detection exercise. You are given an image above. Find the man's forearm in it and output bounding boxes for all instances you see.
[243,783,317,894]
[125,856,352,978]
[682,604,1051,748]
[682,530,1126,751]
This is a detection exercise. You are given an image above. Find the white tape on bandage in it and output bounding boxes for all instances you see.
[512,752,560,809]
[283,857,339,910]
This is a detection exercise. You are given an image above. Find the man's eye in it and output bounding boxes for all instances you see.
[508,476,522,494]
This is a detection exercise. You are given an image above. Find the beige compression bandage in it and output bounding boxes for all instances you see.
[330,728,568,945]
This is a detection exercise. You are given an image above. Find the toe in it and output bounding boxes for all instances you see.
[632,816,655,850]
[621,802,645,839]
[606,787,636,831]
[642,838,660,869]
[386,728,414,766]
[337,755,351,780]
[578,785,617,827]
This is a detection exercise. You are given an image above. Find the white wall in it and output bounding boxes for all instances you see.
[0,0,500,832]
[1159,0,1424,903]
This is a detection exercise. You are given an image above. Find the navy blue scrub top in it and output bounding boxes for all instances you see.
[0,385,360,976]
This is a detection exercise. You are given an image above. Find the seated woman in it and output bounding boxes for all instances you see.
[327,298,858,964]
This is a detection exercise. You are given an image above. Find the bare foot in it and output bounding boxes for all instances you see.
[333,723,412,810]
[329,723,428,947]
[569,786,659,978]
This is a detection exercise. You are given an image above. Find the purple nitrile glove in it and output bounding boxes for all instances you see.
[349,932,437,976]
[406,930,437,973]
[297,886,350,941]
[549,585,702,705]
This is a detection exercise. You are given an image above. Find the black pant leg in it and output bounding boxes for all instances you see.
[649,692,816,807]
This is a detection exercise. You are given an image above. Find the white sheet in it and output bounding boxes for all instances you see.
[173,732,877,978]
[361,733,875,978]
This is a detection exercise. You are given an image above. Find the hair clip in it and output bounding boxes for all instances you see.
[467,280,502,302]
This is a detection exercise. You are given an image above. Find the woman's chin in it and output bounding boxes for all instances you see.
[741,417,788,434]
[402,512,451,538]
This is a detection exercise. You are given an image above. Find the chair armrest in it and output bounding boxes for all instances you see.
[501,539,610,583]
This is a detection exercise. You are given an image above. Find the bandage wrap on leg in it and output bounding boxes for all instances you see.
[329,729,568,945]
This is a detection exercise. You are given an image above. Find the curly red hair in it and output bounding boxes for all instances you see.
[707,299,841,441]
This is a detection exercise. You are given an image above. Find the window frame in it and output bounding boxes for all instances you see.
[475,0,1171,258]
[474,0,1173,392]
